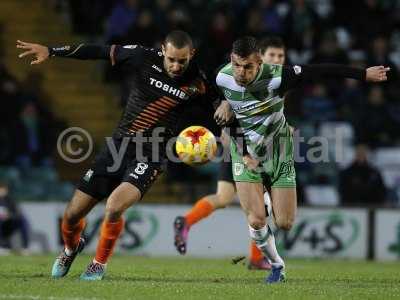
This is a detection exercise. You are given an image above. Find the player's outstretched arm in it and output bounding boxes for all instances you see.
[17,40,110,65]
[280,64,390,93]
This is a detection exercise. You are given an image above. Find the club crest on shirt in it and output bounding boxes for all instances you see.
[234,163,244,176]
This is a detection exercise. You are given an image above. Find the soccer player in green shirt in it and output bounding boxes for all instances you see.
[174,37,288,271]
[215,36,389,283]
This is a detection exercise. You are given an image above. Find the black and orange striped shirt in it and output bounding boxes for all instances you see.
[110,45,219,141]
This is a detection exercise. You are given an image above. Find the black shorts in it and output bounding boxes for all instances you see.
[77,137,164,201]
[217,160,234,183]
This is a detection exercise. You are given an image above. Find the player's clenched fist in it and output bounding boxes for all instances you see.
[243,154,260,171]
[214,100,234,126]
[366,66,390,82]
[16,40,49,65]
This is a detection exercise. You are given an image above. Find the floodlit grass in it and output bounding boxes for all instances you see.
[0,255,399,300]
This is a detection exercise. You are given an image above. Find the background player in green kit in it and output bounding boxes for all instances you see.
[216,36,390,283]
[173,37,287,270]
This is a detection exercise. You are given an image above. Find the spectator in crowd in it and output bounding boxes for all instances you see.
[242,8,266,39]
[366,35,399,100]
[356,86,397,148]
[0,64,21,127]
[339,144,387,206]
[124,9,159,47]
[302,84,336,123]
[11,102,54,168]
[166,5,192,33]
[15,71,66,168]
[337,78,365,122]
[311,31,348,64]
[351,0,391,49]
[284,0,319,49]
[0,182,30,253]
[105,0,140,43]
[21,71,63,124]
[186,0,210,37]
[152,0,172,36]
[0,63,23,164]
[258,0,284,34]
[367,36,397,74]
[68,0,115,37]
[202,12,234,72]
[310,31,350,97]
[0,68,66,167]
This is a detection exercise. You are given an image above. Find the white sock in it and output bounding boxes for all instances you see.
[64,247,74,256]
[248,224,285,267]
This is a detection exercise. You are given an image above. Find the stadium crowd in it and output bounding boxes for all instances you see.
[0,28,73,208]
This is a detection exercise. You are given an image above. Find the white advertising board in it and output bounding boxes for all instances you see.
[19,203,368,259]
[375,210,400,261]
[273,208,368,259]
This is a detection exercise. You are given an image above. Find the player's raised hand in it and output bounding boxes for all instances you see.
[366,66,390,82]
[16,40,49,65]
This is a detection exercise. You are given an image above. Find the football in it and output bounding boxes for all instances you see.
[176,126,218,165]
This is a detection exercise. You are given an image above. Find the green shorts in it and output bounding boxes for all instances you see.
[230,123,296,188]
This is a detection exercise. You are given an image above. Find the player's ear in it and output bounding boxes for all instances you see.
[161,44,166,56]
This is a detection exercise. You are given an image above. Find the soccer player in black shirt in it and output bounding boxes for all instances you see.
[17,31,232,281]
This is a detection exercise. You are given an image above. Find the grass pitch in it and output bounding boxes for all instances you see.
[0,254,399,300]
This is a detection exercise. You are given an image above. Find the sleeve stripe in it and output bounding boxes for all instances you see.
[65,43,84,57]
[110,45,116,66]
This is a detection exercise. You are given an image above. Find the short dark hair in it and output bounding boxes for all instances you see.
[164,30,193,49]
[259,36,285,54]
[232,36,259,58]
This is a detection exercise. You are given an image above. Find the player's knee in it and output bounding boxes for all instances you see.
[63,209,81,225]
[105,204,125,222]
[248,215,266,229]
[275,215,294,231]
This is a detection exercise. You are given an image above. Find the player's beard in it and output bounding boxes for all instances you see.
[164,62,189,79]
[168,68,186,79]
[169,71,183,78]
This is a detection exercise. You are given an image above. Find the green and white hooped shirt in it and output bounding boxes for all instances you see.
[216,63,287,156]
